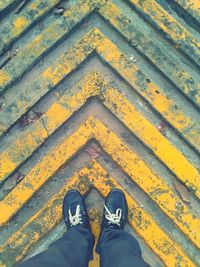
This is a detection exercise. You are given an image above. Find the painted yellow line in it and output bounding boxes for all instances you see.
[0,174,91,266]
[92,118,200,249]
[1,1,199,109]
[104,29,200,191]
[0,0,61,53]
[103,86,200,197]
[0,120,93,226]
[0,116,199,250]
[1,68,199,201]
[0,162,195,266]
[41,27,200,149]
[128,0,200,65]
[0,72,99,183]
[1,27,198,154]
[0,0,101,91]
[89,162,196,267]
[99,2,200,107]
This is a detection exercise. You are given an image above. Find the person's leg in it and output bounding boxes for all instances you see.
[96,229,150,267]
[18,190,95,267]
[18,225,94,267]
[96,189,150,267]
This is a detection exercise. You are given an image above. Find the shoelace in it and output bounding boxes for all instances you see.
[104,205,122,226]
[68,205,83,226]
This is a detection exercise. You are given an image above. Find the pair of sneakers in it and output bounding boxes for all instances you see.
[63,189,128,231]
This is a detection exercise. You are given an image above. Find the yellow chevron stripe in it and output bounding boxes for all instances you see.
[0,116,199,250]
[0,1,199,265]
[128,0,199,51]
[1,71,199,198]
[0,161,195,267]
[0,0,61,54]
[99,3,200,107]
[0,28,199,152]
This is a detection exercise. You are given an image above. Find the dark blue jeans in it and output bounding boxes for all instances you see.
[18,225,150,267]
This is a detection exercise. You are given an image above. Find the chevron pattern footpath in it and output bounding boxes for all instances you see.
[0,0,199,266]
